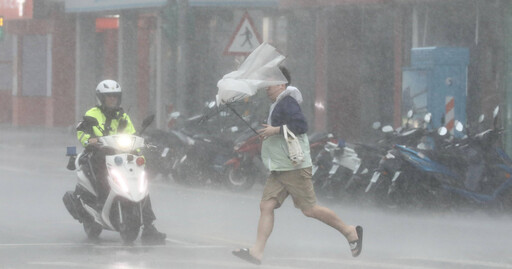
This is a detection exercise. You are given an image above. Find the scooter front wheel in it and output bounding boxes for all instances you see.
[119,223,140,243]
[118,202,142,244]
[83,220,102,239]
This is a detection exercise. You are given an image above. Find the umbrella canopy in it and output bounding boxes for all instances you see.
[216,42,287,105]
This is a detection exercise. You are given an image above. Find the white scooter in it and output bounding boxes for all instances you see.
[63,115,154,243]
[312,140,361,198]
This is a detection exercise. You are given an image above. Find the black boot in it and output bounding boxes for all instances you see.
[63,191,85,222]
[141,224,166,245]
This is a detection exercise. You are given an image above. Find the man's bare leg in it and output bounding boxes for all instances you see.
[302,205,358,242]
[249,199,279,261]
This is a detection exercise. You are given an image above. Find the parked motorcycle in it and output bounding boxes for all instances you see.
[142,101,245,183]
[171,130,236,187]
[344,122,394,200]
[168,101,251,187]
[312,139,361,200]
[223,125,266,191]
[142,128,182,181]
[381,123,471,209]
[224,128,337,192]
[385,106,512,212]
[363,111,434,207]
[63,115,155,243]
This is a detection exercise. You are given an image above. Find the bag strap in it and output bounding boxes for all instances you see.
[283,125,297,141]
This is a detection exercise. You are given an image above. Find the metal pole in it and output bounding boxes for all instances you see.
[226,103,259,135]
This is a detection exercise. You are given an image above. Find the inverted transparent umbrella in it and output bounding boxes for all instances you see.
[216,42,287,134]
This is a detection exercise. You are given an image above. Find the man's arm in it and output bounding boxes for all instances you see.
[76,108,103,147]
[262,96,307,138]
[280,97,308,135]
[77,130,91,147]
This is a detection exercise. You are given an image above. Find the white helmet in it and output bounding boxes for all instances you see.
[96,79,122,108]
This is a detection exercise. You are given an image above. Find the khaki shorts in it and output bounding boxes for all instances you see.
[261,167,317,210]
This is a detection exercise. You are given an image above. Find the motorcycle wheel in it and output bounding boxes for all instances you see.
[171,156,199,186]
[225,166,255,191]
[371,177,394,208]
[312,168,330,197]
[83,220,102,239]
[498,188,512,213]
[118,202,141,244]
[119,223,140,244]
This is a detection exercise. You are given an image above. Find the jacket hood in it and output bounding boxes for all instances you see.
[274,86,303,104]
[267,86,303,126]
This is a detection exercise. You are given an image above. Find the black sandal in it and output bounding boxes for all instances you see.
[349,226,363,257]
[232,248,261,265]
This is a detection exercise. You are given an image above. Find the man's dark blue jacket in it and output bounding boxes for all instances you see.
[269,95,308,135]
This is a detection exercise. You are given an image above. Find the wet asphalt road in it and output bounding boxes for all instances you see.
[1,126,512,269]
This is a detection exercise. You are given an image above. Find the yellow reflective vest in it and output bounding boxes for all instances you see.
[77,107,136,147]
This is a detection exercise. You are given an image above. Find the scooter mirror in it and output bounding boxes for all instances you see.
[382,125,394,133]
[455,121,464,132]
[493,106,500,118]
[438,126,448,136]
[140,115,155,133]
[478,114,485,123]
[424,113,432,123]
[372,121,381,130]
[170,111,181,119]
[407,110,414,119]
[493,105,500,129]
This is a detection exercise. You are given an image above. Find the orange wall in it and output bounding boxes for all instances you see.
[12,96,50,126]
[51,16,76,126]
[8,12,75,127]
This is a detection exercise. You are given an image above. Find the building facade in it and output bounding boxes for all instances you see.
[1,0,511,152]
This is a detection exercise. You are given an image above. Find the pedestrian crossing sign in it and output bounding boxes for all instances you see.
[224,12,262,55]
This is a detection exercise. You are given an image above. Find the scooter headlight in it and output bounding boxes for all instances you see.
[115,135,134,150]
[139,171,148,194]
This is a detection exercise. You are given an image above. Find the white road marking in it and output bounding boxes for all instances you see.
[399,257,512,268]
[202,234,252,246]
[0,241,226,250]
[274,256,512,269]
[23,256,512,269]
[165,237,196,245]
[28,260,289,269]
[27,261,91,267]
[0,243,90,247]
[274,257,432,269]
